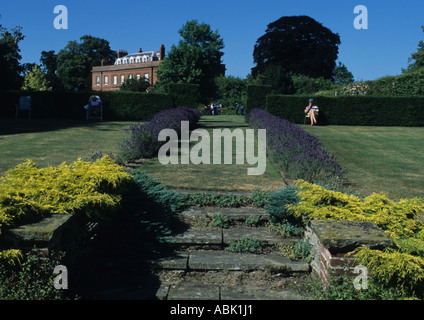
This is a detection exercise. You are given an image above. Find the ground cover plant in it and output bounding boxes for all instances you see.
[182,189,270,208]
[120,107,201,161]
[0,251,66,300]
[247,108,346,187]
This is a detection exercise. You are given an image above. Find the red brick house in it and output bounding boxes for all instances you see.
[91,45,165,91]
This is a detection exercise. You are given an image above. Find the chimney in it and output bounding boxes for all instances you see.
[159,44,165,61]
[117,50,128,59]
[138,48,143,53]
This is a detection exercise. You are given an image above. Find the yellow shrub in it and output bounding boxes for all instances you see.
[0,249,23,269]
[0,156,132,230]
[351,247,424,296]
[290,180,424,297]
[289,180,424,241]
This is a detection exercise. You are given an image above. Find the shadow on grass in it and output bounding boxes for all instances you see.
[65,173,189,300]
[0,118,113,136]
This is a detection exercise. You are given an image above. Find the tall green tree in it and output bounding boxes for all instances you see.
[21,65,52,91]
[404,25,424,73]
[214,75,248,107]
[252,16,341,81]
[40,50,63,91]
[157,20,224,99]
[56,35,116,91]
[0,25,25,90]
[333,62,354,85]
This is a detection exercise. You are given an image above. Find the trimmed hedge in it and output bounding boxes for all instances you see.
[342,68,424,96]
[167,83,201,107]
[265,95,424,126]
[0,91,88,119]
[0,90,173,121]
[246,85,272,110]
[99,91,172,121]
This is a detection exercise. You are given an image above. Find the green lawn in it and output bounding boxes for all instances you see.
[3,118,421,200]
[0,119,133,176]
[138,115,285,192]
[302,125,424,200]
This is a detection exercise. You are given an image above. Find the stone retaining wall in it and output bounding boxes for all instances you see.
[1,214,96,257]
[305,220,393,287]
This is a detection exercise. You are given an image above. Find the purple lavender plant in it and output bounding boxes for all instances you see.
[247,108,347,186]
[121,107,201,161]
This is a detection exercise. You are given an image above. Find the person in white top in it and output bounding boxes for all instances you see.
[305,98,318,126]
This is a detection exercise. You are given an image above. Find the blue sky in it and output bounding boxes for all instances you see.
[1,0,423,81]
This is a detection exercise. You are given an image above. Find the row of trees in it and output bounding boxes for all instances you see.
[2,15,424,100]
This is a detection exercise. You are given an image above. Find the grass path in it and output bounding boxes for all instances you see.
[302,125,424,200]
[138,115,285,192]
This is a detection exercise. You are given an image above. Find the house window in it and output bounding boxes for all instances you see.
[121,75,125,84]
[128,74,133,80]
[113,75,118,85]
[104,75,109,85]
[136,74,141,80]
[95,76,100,86]
[144,73,149,80]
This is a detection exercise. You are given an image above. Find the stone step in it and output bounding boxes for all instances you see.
[178,206,270,224]
[167,227,298,248]
[164,282,304,300]
[153,250,310,273]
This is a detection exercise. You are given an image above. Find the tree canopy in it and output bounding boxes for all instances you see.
[252,16,341,80]
[21,65,52,91]
[156,20,224,99]
[0,25,25,90]
[56,35,116,91]
[333,62,354,85]
[404,25,424,73]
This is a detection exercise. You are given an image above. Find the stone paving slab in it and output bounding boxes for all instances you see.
[205,207,269,222]
[188,251,310,272]
[169,229,223,245]
[220,286,303,300]
[222,228,283,245]
[154,252,189,270]
[163,283,304,300]
[167,282,220,300]
[178,207,269,223]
